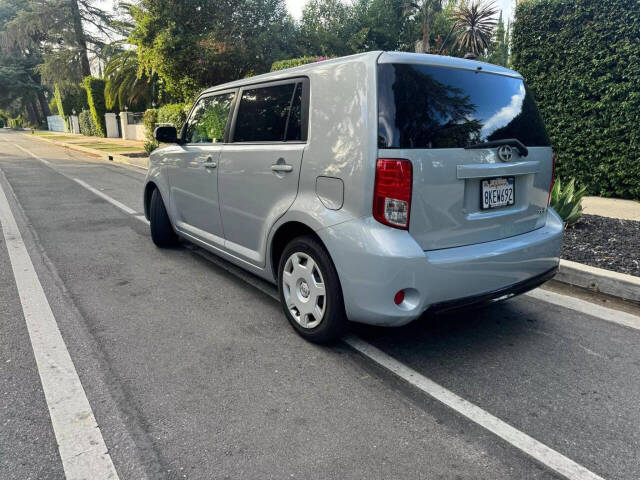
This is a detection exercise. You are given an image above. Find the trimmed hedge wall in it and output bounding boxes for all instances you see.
[83,76,107,137]
[54,83,88,119]
[143,109,158,141]
[511,0,640,199]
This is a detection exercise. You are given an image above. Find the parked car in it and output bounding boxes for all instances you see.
[144,51,563,342]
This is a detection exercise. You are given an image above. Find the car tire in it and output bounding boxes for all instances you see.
[278,235,346,343]
[149,188,179,247]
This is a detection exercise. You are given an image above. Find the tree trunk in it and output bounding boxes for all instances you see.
[69,0,91,77]
[38,90,51,117]
[25,101,39,126]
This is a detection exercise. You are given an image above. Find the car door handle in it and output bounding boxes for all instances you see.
[271,164,293,172]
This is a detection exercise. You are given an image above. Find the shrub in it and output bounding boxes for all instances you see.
[551,178,588,227]
[270,56,330,72]
[144,140,159,154]
[48,97,59,115]
[0,118,4,128]
[511,0,640,199]
[143,109,158,141]
[78,110,100,137]
[83,76,107,137]
[54,83,88,119]
[157,103,188,132]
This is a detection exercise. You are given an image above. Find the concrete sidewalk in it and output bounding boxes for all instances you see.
[582,196,640,221]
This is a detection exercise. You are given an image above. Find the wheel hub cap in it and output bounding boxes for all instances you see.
[282,252,326,329]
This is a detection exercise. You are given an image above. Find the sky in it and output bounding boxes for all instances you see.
[285,0,515,21]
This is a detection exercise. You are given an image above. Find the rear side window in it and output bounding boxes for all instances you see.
[233,82,304,142]
[378,63,551,149]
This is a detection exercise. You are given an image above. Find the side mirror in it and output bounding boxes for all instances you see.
[154,125,179,143]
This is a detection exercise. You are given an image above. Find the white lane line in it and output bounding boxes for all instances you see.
[0,175,119,479]
[72,178,137,215]
[344,335,605,480]
[6,140,139,217]
[527,288,640,331]
[5,137,618,480]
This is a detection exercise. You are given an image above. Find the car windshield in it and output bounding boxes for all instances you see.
[378,63,551,149]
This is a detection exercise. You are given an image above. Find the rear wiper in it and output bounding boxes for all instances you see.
[465,139,528,157]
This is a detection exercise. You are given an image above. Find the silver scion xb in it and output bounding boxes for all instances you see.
[144,51,563,343]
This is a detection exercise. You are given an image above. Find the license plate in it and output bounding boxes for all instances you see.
[481,177,515,209]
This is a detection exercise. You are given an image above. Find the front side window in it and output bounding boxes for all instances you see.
[185,92,234,144]
[378,63,551,149]
[233,82,301,142]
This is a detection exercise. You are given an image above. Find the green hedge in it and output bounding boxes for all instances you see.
[83,76,107,137]
[157,103,189,132]
[78,110,100,137]
[143,109,158,141]
[270,56,329,72]
[54,83,88,119]
[511,0,640,199]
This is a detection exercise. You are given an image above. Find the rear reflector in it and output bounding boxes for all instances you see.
[394,290,405,305]
[373,158,412,229]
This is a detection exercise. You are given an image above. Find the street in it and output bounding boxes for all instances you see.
[1,129,639,480]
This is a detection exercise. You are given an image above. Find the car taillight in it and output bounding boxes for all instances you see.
[547,153,556,206]
[373,158,412,229]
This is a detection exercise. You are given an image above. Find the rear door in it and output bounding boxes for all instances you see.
[219,79,308,265]
[377,59,553,250]
[169,91,235,245]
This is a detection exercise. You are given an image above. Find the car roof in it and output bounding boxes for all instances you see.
[201,50,522,95]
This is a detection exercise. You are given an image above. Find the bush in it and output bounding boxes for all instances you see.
[551,178,588,227]
[144,140,159,154]
[143,109,158,141]
[78,110,100,137]
[8,117,23,129]
[270,56,330,72]
[83,76,107,137]
[48,97,59,116]
[157,103,188,132]
[54,83,88,119]
[511,0,640,199]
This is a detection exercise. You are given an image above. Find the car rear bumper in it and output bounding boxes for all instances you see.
[317,208,563,326]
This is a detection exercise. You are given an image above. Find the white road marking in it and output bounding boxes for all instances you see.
[72,178,137,215]
[527,288,640,331]
[0,175,119,479]
[4,134,623,480]
[344,335,605,480]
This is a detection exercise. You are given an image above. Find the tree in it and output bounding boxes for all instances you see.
[104,50,155,111]
[451,0,497,57]
[129,0,297,101]
[487,10,509,66]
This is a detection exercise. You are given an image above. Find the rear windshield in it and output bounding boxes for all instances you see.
[378,63,551,149]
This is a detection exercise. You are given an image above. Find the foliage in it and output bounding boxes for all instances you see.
[78,109,100,136]
[128,0,297,100]
[105,50,155,111]
[157,103,188,132]
[451,0,497,56]
[144,139,159,154]
[142,108,158,141]
[487,10,509,66]
[8,117,23,129]
[270,56,329,71]
[550,178,587,227]
[54,83,88,119]
[512,0,640,199]
[82,76,106,137]
[48,97,58,115]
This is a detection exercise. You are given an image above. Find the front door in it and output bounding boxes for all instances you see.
[219,79,308,266]
[169,91,235,246]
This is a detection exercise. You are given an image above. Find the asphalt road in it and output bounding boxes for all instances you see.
[1,130,639,480]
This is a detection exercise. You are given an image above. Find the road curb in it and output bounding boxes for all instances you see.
[557,259,640,303]
[23,133,148,170]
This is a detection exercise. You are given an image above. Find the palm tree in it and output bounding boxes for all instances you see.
[104,50,154,111]
[451,0,498,57]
